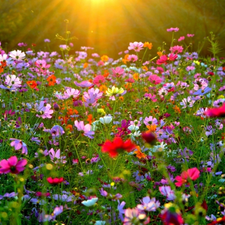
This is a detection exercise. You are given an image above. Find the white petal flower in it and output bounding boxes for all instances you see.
[82,197,98,207]
[99,115,112,124]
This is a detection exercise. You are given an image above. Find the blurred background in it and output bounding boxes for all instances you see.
[1,0,225,58]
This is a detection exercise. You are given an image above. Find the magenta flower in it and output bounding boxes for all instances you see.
[167,27,179,32]
[178,36,185,42]
[187,34,195,37]
[0,156,27,174]
[205,103,225,117]
[148,74,163,85]
[175,167,200,187]
[10,138,28,155]
[170,45,184,54]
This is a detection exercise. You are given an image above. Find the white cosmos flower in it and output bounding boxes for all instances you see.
[9,50,25,61]
[99,115,112,124]
[128,125,139,131]
[82,197,98,207]
[5,75,22,88]
[0,54,7,62]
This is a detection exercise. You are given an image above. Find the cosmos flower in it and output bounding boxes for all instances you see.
[47,177,64,184]
[9,50,25,61]
[10,138,28,155]
[205,103,225,117]
[175,167,200,187]
[0,156,27,174]
[74,120,95,139]
[101,137,136,158]
[5,75,22,89]
[82,197,98,207]
[128,42,144,52]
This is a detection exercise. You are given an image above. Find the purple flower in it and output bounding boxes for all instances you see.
[117,200,126,222]
[10,138,28,155]
[100,188,108,197]
[136,196,160,212]
[159,186,176,201]
[50,125,65,138]
[74,120,95,139]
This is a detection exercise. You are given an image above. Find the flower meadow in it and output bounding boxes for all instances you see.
[1,28,225,225]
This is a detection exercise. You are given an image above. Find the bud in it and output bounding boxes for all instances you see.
[141,132,157,144]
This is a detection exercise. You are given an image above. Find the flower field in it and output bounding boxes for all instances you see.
[0,28,225,225]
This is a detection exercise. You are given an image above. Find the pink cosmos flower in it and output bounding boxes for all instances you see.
[128,42,144,52]
[93,75,105,87]
[112,67,125,77]
[205,103,225,117]
[170,45,184,54]
[74,120,95,139]
[178,36,185,42]
[156,55,168,65]
[167,27,179,32]
[127,54,138,62]
[148,74,163,85]
[187,34,195,37]
[175,167,200,187]
[0,156,27,174]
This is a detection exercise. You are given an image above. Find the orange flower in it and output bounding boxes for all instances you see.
[47,75,56,86]
[146,124,157,132]
[119,96,124,101]
[87,114,93,124]
[142,66,148,71]
[0,66,3,74]
[133,73,139,81]
[67,108,78,116]
[103,70,109,77]
[0,61,7,68]
[83,62,88,68]
[122,54,129,64]
[134,146,147,159]
[124,83,132,90]
[173,105,181,114]
[143,42,152,49]
[101,55,109,62]
[27,80,37,89]
[99,85,107,93]
[144,87,149,93]
[157,51,163,57]
[66,124,73,132]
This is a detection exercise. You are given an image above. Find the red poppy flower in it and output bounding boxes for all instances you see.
[101,137,136,158]
[47,177,64,184]
[205,103,225,117]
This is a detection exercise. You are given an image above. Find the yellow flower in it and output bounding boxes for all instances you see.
[106,86,124,97]
[143,42,152,49]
